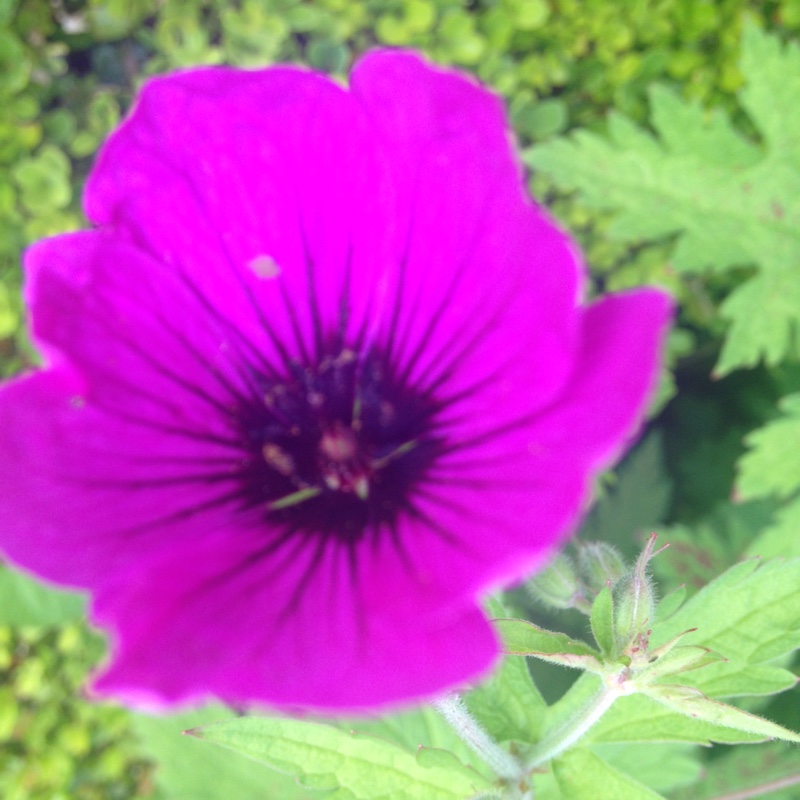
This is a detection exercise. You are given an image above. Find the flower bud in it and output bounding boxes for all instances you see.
[577,541,627,593]
[613,535,663,653]
[527,552,586,610]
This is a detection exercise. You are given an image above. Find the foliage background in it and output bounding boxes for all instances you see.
[1,0,799,798]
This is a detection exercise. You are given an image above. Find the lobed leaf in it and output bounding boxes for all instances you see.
[738,393,800,503]
[650,557,800,673]
[525,24,800,374]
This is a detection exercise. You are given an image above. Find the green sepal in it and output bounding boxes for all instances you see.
[634,645,722,684]
[641,684,800,743]
[495,618,604,673]
[589,585,616,657]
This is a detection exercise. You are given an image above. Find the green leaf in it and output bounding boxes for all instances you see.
[525,24,800,374]
[746,496,800,559]
[654,584,686,623]
[592,743,702,794]
[131,707,312,800]
[642,684,800,743]
[346,707,489,777]
[590,693,766,745]
[670,741,800,800]
[464,649,547,745]
[739,20,800,167]
[589,586,615,656]
[654,501,774,595]
[0,563,85,626]
[495,619,603,672]
[190,716,492,800]
[651,558,800,684]
[578,431,672,560]
[635,644,722,684]
[459,596,547,745]
[552,748,667,799]
[738,393,800,499]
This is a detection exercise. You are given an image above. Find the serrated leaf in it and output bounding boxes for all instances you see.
[191,716,492,800]
[525,24,800,374]
[739,21,800,166]
[552,748,667,799]
[131,707,311,800]
[0,563,86,626]
[642,684,800,743]
[651,558,800,681]
[738,393,800,499]
[590,586,615,656]
[670,741,800,800]
[496,619,603,672]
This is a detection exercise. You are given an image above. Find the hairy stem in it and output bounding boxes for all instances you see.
[527,683,619,769]
[433,694,524,781]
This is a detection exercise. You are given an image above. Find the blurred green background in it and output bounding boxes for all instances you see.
[1,1,799,797]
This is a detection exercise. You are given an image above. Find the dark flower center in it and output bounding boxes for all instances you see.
[237,344,442,543]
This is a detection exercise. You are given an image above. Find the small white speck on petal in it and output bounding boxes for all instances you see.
[249,255,281,279]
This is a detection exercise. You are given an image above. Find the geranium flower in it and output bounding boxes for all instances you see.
[0,52,671,712]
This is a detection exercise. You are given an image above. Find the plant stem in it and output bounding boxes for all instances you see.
[710,774,800,800]
[432,694,524,781]
[527,683,620,769]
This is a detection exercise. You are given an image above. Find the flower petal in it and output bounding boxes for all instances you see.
[85,66,392,363]
[90,528,498,711]
[391,288,673,599]
[350,51,583,419]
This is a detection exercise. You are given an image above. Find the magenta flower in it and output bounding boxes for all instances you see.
[0,52,670,712]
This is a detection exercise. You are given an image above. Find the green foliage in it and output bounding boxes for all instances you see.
[2,2,800,799]
[132,707,313,799]
[527,23,800,375]
[737,392,800,559]
[464,599,547,745]
[552,748,666,799]
[0,623,152,800]
[592,743,701,794]
[670,741,800,800]
[0,564,86,627]
[190,716,493,800]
